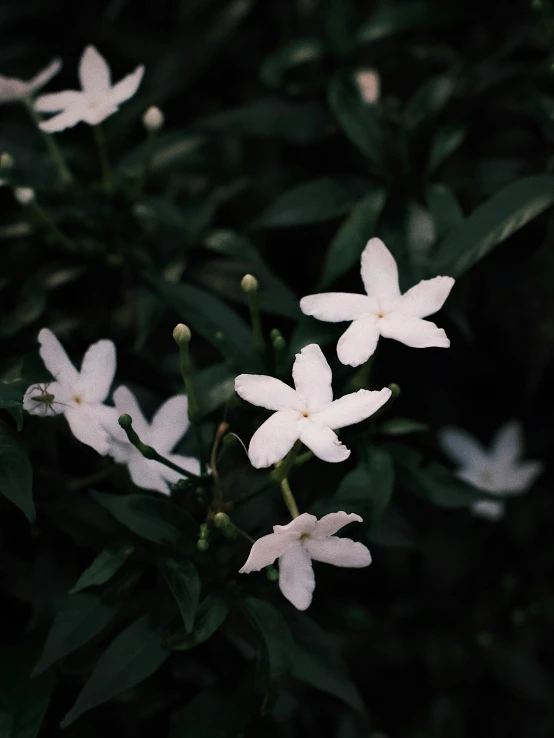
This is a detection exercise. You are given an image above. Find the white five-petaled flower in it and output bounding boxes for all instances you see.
[23,328,117,455]
[0,58,62,104]
[300,238,455,367]
[240,511,371,610]
[235,343,391,468]
[439,421,543,521]
[106,386,200,495]
[34,45,144,133]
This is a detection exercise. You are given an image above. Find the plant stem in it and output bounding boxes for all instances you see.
[174,332,208,473]
[210,421,230,507]
[271,440,302,484]
[29,201,77,252]
[350,357,374,390]
[23,99,73,185]
[280,476,300,519]
[93,124,112,192]
[135,128,155,199]
[67,465,117,491]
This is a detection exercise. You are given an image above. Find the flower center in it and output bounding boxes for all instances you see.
[480,470,494,486]
[72,394,83,404]
[299,533,311,541]
[302,411,310,418]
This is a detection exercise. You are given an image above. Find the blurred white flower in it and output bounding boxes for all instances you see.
[439,421,543,521]
[0,58,61,104]
[240,511,371,610]
[235,343,391,468]
[107,386,200,495]
[142,105,164,131]
[300,238,454,367]
[35,45,144,133]
[23,328,118,455]
[355,68,380,104]
[13,186,35,205]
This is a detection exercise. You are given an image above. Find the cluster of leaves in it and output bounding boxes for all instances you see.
[2,0,554,736]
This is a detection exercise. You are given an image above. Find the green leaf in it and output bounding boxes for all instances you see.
[146,275,254,364]
[159,558,200,633]
[252,178,369,229]
[367,507,415,549]
[165,594,229,650]
[317,189,386,289]
[119,132,205,175]
[169,682,250,738]
[195,362,236,418]
[0,382,23,431]
[32,592,123,676]
[0,641,55,738]
[90,491,197,546]
[244,597,294,689]
[69,544,135,594]
[364,445,394,524]
[425,183,464,240]
[358,1,459,43]
[428,124,466,174]
[0,420,34,522]
[329,73,384,171]
[403,74,456,130]
[60,616,170,728]
[379,417,429,436]
[260,38,323,87]
[434,175,554,277]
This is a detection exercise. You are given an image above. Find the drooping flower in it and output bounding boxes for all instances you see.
[0,58,62,104]
[35,45,144,133]
[439,421,543,521]
[300,238,455,367]
[106,386,200,495]
[235,343,391,468]
[240,511,371,610]
[23,328,117,455]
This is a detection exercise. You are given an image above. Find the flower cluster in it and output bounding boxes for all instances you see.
[23,328,198,493]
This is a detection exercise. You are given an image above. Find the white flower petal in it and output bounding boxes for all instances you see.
[316,388,391,429]
[273,512,318,536]
[81,103,119,125]
[336,317,380,367]
[109,65,144,106]
[127,455,170,495]
[379,313,450,348]
[35,90,83,112]
[65,405,112,455]
[470,500,505,521]
[235,374,302,412]
[150,395,189,453]
[0,75,26,103]
[298,419,350,463]
[248,410,301,468]
[79,339,116,403]
[39,108,83,133]
[38,328,79,387]
[300,293,374,322]
[28,58,62,93]
[360,238,401,303]
[490,421,523,464]
[439,426,489,467]
[79,45,112,96]
[112,385,151,440]
[312,511,363,538]
[107,438,133,464]
[239,530,297,573]
[292,344,333,412]
[394,276,455,318]
[161,453,202,484]
[23,382,66,416]
[497,461,543,495]
[278,543,315,610]
[305,537,371,567]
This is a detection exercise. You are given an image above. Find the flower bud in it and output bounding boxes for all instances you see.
[354,68,380,104]
[0,152,15,169]
[241,274,258,293]
[14,186,35,205]
[118,414,133,429]
[266,565,279,582]
[196,539,210,552]
[213,512,231,530]
[173,323,191,345]
[142,106,164,132]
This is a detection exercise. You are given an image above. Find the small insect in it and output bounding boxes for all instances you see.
[27,383,69,416]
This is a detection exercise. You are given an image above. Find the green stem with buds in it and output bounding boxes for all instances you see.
[23,99,73,186]
[93,124,112,192]
[118,414,202,480]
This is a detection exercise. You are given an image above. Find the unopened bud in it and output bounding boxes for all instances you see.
[0,152,15,169]
[196,539,209,552]
[14,186,35,205]
[388,383,401,399]
[118,414,133,429]
[272,334,286,351]
[142,106,164,132]
[173,323,191,345]
[266,565,279,582]
[241,274,258,293]
[355,69,380,104]
[213,512,231,530]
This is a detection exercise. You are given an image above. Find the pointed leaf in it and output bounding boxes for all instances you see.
[69,544,135,594]
[165,594,229,650]
[244,597,294,689]
[0,382,23,430]
[159,558,200,633]
[0,420,34,522]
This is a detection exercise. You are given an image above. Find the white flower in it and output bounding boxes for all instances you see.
[355,68,380,104]
[439,421,543,521]
[0,58,62,104]
[35,45,144,133]
[240,511,371,610]
[235,343,391,468]
[23,328,117,455]
[14,186,35,205]
[142,105,164,131]
[106,386,200,495]
[300,238,455,367]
